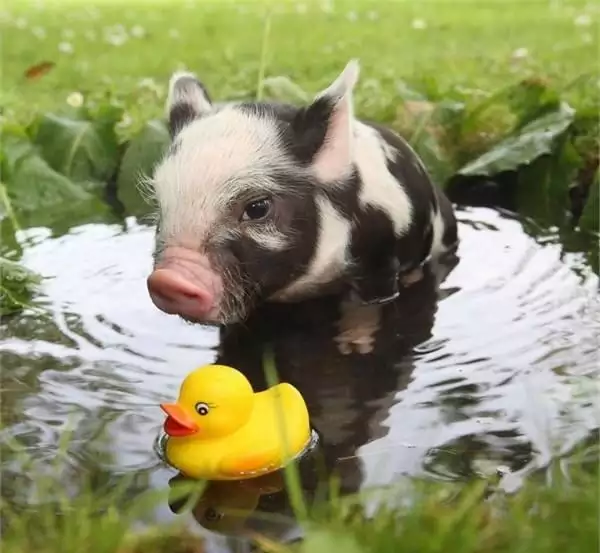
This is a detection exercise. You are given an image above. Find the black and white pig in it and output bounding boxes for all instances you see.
[146,59,458,327]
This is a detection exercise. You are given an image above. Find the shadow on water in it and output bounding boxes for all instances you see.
[1,203,599,549]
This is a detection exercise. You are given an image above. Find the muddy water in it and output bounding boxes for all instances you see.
[1,206,598,548]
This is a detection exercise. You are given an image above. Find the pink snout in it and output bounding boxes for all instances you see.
[147,248,223,322]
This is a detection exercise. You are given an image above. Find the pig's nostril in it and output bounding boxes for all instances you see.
[147,269,214,316]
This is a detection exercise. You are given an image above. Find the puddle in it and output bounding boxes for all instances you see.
[1,206,598,548]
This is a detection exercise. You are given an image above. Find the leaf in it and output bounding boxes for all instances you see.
[23,61,55,81]
[457,101,576,178]
[1,134,93,210]
[32,108,122,186]
[0,133,116,232]
[579,176,599,234]
[261,75,310,104]
[516,133,583,227]
[0,256,43,316]
[116,119,170,219]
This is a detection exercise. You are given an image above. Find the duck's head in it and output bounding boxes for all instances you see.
[160,365,254,440]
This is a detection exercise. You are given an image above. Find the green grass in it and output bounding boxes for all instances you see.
[1,446,598,553]
[2,0,598,127]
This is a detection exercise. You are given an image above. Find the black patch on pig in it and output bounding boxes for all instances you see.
[215,168,321,309]
[349,206,401,303]
[168,103,198,139]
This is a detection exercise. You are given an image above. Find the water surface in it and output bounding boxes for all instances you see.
[1,206,598,547]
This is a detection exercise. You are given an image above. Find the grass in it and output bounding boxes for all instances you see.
[1,0,598,129]
[1,441,598,553]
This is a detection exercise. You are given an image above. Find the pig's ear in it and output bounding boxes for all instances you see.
[166,71,213,138]
[292,59,359,183]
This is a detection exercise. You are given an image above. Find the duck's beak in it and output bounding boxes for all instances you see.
[160,403,199,437]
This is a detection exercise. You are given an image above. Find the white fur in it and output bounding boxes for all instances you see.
[245,224,290,250]
[152,106,293,243]
[429,206,446,260]
[354,122,413,237]
[311,60,360,184]
[166,71,212,118]
[272,196,352,300]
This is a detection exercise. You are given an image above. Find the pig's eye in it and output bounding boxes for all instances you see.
[242,198,271,221]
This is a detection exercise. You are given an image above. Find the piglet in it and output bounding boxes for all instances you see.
[146,60,458,326]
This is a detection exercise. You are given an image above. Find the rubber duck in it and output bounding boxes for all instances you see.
[160,364,311,480]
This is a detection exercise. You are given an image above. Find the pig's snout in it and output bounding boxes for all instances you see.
[147,249,223,322]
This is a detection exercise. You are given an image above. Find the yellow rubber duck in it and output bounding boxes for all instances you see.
[160,364,311,480]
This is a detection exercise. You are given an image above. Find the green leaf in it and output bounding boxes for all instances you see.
[457,102,576,178]
[32,107,121,187]
[0,256,43,316]
[116,119,170,219]
[261,75,310,104]
[1,133,94,211]
[579,177,599,234]
[516,134,583,227]
[0,133,116,232]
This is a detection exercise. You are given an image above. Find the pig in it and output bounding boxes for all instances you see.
[146,59,458,327]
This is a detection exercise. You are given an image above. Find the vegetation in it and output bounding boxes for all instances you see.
[1,429,598,553]
[0,0,598,551]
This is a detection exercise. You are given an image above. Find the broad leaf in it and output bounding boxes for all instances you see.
[1,134,93,211]
[116,119,170,220]
[32,107,121,186]
[579,178,599,234]
[0,133,116,233]
[457,102,576,178]
[516,134,583,227]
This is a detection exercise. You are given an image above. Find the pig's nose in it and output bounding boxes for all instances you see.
[147,269,214,319]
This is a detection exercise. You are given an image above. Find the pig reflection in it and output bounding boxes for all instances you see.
[214,266,445,494]
[145,59,458,328]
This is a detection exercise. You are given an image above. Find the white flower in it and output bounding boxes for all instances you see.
[411,18,427,30]
[62,28,74,39]
[321,0,334,13]
[117,113,133,129]
[66,92,84,107]
[511,47,529,60]
[138,77,161,95]
[58,41,74,54]
[347,10,358,21]
[367,10,379,21]
[131,25,145,38]
[106,32,127,47]
[32,26,46,39]
[574,14,592,26]
[15,17,28,29]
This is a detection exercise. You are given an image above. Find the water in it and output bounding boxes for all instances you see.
[1,206,599,548]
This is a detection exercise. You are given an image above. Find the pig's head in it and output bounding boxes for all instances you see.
[146,60,361,325]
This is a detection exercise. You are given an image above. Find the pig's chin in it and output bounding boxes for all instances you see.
[177,295,252,327]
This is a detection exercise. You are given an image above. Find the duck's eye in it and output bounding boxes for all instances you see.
[195,402,210,416]
[241,197,271,221]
